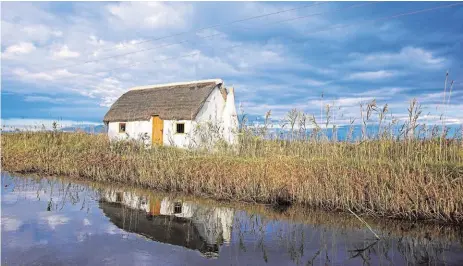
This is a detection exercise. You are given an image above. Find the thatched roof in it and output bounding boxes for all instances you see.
[103,79,223,122]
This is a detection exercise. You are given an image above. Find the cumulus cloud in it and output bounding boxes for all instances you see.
[84,77,126,107]
[107,2,192,29]
[12,68,78,81]
[2,21,62,46]
[53,45,80,58]
[1,2,462,127]
[2,42,36,57]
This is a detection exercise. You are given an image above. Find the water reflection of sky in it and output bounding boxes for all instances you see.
[2,172,463,266]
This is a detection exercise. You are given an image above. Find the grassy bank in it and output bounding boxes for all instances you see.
[2,126,462,223]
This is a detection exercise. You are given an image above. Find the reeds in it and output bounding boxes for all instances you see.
[1,99,462,223]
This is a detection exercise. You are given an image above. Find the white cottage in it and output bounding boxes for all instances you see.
[103,79,238,148]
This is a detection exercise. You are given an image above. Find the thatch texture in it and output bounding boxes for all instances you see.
[103,80,221,122]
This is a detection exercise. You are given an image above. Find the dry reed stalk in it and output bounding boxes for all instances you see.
[1,99,462,223]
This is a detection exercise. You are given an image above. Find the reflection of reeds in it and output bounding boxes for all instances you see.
[6,174,462,265]
[12,173,462,246]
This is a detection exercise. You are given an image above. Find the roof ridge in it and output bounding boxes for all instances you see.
[129,79,223,91]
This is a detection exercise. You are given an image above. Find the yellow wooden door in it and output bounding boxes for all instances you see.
[152,116,163,145]
[149,198,161,215]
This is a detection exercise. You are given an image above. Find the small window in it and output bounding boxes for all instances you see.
[174,202,182,214]
[119,123,126,133]
[176,123,185,134]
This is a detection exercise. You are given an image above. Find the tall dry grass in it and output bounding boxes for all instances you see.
[1,99,463,223]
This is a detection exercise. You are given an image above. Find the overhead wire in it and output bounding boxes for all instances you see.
[7,1,331,72]
[7,2,341,74]
[4,2,462,85]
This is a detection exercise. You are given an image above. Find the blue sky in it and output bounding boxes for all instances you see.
[1,1,462,129]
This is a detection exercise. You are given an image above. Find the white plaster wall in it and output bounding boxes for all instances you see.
[163,119,195,148]
[194,87,226,146]
[195,88,225,124]
[108,119,152,145]
[160,198,234,244]
[195,86,238,146]
[108,118,195,148]
[222,88,239,145]
[100,190,150,213]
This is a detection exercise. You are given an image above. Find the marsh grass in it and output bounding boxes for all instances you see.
[1,99,462,223]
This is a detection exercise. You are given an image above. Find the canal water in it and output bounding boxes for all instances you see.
[2,172,463,265]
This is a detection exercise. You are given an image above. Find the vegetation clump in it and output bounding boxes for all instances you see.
[1,99,462,223]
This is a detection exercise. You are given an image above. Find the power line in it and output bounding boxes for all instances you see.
[23,2,331,69]
[38,32,223,72]
[305,2,463,36]
[230,1,377,31]
[112,2,463,79]
[2,2,330,73]
[93,2,331,53]
[5,2,375,75]
[5,2,462,85]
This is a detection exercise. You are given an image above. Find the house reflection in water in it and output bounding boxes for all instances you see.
[99,190,234,258]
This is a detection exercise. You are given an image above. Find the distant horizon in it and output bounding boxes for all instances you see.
[2,117,461,138]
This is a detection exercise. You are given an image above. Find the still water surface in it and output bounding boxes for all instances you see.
[2,172,463,265]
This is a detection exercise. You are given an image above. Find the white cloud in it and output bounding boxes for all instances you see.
[1,3,333,110]
[113,39,147,51]
[346,70,396,81]
[355,87,407,97]
[84,77,126,107]
[53,45,80,58]
[87,35,106,48]
[51,30,63,37]
[2,22,61,46]
[13,68,54,81]
[347,46,446,70]
[22,25,53,40]
[306,78,329,87]
[107,2,192,29]
[1,2,461,127]
[2,42,36,57]
[12,68,77,81]
[240,101,313,119]
[309,97,379,108]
